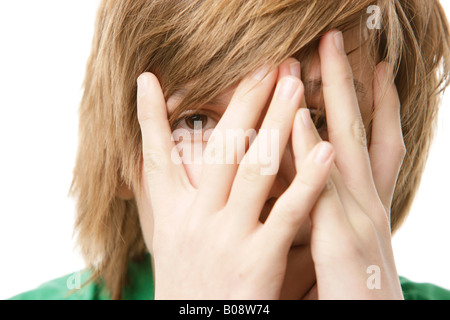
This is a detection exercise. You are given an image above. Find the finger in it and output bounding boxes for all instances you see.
[294,105,349,202]
[291,101,355,235]
[261,141,335,255]
[369,62,406,213]
[318,30,378,199]
[227,68,303,227]
[137,73,190,203]
[293,108,323,164]
[196,62,279,210]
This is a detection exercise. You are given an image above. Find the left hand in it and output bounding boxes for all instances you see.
[294,30,406,299]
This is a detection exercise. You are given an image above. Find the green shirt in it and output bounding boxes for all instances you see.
[9,253,450,300]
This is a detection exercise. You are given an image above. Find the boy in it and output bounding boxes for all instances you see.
[11,0,450,299]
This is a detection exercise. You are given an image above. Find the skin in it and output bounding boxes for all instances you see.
[134,28,406,299]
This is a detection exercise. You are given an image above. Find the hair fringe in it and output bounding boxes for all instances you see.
[69,0,450,299]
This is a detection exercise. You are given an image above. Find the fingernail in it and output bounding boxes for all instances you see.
[300,108,312,129]
[289,61,301,78]
[137,74,148,96]
[333,31,345,55]
[252,64,270,80]
[314,143,333,164]
[277,77,298,101]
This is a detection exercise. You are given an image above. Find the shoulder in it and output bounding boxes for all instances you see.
[8,270,109,300]
[400,276,450,300]
[8,253,154,300]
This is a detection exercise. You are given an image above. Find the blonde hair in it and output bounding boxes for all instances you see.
[70,0,450,299]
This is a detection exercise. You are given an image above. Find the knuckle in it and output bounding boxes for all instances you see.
[137,112,149,124]
[235,93,252,106]
[296,175,320,192]
[351,118,368,148]
[296,174,335,199]
[137,106,153,124]
[277,208,300,226]
[346,69,355,80]
[322,71,354,89]
[239,164,262,184]
[266,112,286,128]
[341,72,355,85]
[319,178,336,198]
[143,150,167,175]
[270,197,303,227]
[235,85,261,106]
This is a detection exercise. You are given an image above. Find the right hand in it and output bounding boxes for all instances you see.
[136,58,335,299]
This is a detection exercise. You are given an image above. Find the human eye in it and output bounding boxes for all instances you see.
[171,110,219,134]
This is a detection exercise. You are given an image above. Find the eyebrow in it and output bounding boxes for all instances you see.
[304,78,367,95]
[170,88,230,109]
[170,78,366,109]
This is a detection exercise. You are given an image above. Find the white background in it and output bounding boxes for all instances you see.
[1,1,449,299]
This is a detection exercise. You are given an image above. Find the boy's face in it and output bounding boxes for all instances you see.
[136,26,376,299]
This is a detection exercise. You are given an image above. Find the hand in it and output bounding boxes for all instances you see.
[136,59,335,299]
[294,30,405,299]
